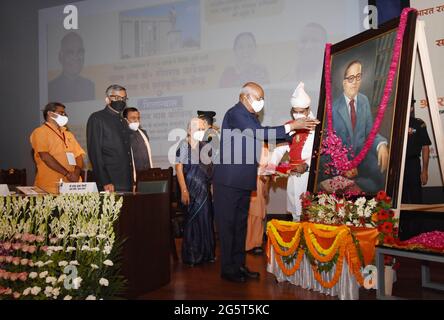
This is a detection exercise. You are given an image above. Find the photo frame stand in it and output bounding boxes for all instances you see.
[397,20,444,216]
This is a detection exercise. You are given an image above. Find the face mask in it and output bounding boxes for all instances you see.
[251,99,265,113]
[110,100,126,112]
[193,130,205,142]
[51,113,69,127]
[293,113,307,120]
[128,122,140,131]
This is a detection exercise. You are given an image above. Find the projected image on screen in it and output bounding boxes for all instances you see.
[120,0,200,59]
[48,31,96,103]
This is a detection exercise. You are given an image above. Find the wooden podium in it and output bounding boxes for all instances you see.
[117,192,171,299]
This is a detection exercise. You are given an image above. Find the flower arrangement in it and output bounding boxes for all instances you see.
[300,191,380,228]
[0,193,125,300]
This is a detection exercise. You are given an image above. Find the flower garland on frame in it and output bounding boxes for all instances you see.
[322,7,417,174]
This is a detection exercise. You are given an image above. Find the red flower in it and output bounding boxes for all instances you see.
[377,210,390,221]
[384,235,395,244]
[302,199,312,208]
[380,222,393,234]
[384,255,394,265]
[376,191,387,201]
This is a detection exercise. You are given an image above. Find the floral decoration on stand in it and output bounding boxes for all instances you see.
[0,194,125,300]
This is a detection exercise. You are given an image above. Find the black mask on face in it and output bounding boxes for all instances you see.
[110,100,126,112]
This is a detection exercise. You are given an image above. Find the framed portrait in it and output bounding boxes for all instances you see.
[307,10,418,205]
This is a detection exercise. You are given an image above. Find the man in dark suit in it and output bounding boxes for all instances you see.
[123,107,154,189]
[86,84,133,192]
[330,60,388,193]
[213,82,320,282]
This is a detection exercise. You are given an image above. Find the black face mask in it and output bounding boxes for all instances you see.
[110,100,126,112]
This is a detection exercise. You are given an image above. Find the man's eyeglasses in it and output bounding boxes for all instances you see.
[344,73,362,83]
[108,95,128,102]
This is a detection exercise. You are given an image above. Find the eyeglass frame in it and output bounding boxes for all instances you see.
[344,73,362,83]
[107,95,129,102]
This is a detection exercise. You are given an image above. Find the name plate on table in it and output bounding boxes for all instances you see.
[59,182,98,194]
[0,184,10,196]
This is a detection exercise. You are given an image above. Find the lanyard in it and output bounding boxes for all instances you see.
[45,123,68,148]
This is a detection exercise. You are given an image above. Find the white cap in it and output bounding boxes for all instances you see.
[290,82,311,108]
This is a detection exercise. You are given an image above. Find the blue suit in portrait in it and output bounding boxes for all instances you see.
[213,102,289,277]
[320,93,387,193]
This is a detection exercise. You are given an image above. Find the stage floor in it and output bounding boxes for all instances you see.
[140,239,444,300]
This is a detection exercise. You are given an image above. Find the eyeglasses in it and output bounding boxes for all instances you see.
[108,95,128,102]
[344,73,362,83]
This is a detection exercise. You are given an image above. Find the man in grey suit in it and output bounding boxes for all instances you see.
[322,60,389,193]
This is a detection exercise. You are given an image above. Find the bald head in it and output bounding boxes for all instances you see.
[239,82,265,113]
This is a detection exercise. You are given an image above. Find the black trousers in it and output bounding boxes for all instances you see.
[213,183,251,275]
[402,157,423,204]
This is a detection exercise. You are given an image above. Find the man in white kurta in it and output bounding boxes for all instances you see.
[269,83,315,221]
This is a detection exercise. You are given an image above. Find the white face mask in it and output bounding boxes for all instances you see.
[193,130,205,142]
[251,99,265,113]
[128,122,140,131]
[293,113,307,120]
[51,113,69,127]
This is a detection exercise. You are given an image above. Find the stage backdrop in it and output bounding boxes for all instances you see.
[410,0,444,187]
[38,0,366,213]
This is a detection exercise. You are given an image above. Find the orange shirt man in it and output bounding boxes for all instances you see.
[30,102,85,193]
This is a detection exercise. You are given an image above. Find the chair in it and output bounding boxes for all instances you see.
[136,167,178,260]
[0,168,27,190]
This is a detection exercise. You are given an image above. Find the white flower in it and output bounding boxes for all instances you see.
[72,277,82,289]
[99,278,109,287]
[31,286,42,295]
[35,261,45,268]
[63,295,72,300]
[91,247,100,252]
[86,295,96,300]
[46,276,57,286]
[81,245,90,251]
[44,286,53,297]
[357,208,364,217]
[364,207,372,218]
[91,264,99,269]
[355,197,366,207]
[103,259,113,266]
[103,246,112,255]
[39,271,48,278]
[69,260,79,266]
[97,234,107,239]
[52,287,60,298]
[44,260,53,266]
[352,219,360,226]
[66,246,76,252]
[367,198,377,208]
[58,274,67,283]
[22,288,31,296]
[29,272,38,279]
[77,232,87,238]
[58,261,68,267]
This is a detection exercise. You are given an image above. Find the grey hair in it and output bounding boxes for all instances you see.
[105,84,126,96]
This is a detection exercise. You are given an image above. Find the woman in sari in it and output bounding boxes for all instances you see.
[175,118,215,266]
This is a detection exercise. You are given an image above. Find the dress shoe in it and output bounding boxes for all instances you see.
[221,272,246,283]
[239,266,260,279]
